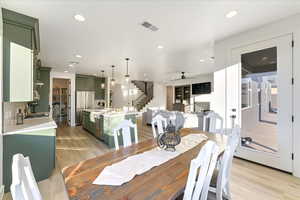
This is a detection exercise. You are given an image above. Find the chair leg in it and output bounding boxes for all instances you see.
[223,184,232,200]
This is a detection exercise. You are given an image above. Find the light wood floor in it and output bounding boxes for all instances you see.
[4,120,300,200]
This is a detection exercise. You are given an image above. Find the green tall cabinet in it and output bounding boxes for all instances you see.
[2,8,40,102]
[35,67,51,112]
[76,74,95,91]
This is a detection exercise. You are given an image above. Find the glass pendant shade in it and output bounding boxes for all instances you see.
[111,78,115,86]
[111,65,115,86]
[125,58,130,82]
[100,70,105,89]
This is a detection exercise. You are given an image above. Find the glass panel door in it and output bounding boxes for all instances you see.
[241,47,278,153]
[228,34,293,172]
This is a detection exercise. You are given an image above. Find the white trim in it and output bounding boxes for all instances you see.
[0,185,3,200]
[0,7,3,186]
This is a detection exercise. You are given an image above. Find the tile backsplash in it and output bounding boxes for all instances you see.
[3,102,27,129]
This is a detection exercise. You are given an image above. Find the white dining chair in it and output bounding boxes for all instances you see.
[203,111,224,134]
[151,114,168,138]
[183,141,220,200]
[208,126,240,200]
[174,112,185,131]
[113,119,138,150]
[10,154,43,200]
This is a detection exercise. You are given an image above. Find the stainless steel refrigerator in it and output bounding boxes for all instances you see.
[76,91,95,125]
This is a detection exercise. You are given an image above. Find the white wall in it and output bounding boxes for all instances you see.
[111,83,142,108]
[166,73,214,111]
[50,71,76,126]
[145,83,167,109]
[214,13,300,177]
[0,7,3,186]
[111,82,166,111]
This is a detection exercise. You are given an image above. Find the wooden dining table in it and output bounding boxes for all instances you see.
[62,128,228,200]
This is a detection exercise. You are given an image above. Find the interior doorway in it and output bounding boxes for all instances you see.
[52,78,71,127]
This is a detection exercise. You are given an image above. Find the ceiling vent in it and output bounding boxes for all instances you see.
[141,21,159,31]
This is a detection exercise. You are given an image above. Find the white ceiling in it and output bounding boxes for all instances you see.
[2,0,300,82]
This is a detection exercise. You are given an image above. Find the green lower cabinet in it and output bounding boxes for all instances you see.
[3,128,56,192]
[81,111,137,149]
[82,111,96,135]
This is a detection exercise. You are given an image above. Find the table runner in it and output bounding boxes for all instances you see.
[93,134,208,186]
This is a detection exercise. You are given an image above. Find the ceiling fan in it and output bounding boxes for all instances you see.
[169,71,196,81]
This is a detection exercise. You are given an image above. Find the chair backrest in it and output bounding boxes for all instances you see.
[215,126,240,200]
[113,119,138,150]
[203,111,224,133]
[10,154,42,200]
[151,114,168,138]
[184,141,220,200]
[174,112,185,131]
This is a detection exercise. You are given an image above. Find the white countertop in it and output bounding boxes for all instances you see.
[4,117,57,135]
[84,108,106,112]
[102,112,139,117]
[83,109,139,117]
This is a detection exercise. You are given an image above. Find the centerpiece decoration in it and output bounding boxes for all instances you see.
[157,121,181,152]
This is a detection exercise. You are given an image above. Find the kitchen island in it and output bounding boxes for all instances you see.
[82,109,138,148]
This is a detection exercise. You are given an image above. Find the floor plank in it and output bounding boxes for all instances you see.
[4,119,300,200]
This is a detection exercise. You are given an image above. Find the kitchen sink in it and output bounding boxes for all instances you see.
[25,113,49,119]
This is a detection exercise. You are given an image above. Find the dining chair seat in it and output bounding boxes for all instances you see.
[113,119,138,150]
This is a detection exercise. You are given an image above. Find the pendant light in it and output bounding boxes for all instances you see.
[125,58,130,82]
[100,70,105,89]
[111,65,115,86]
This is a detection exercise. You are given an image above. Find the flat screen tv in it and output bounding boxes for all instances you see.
[192,82,211,95]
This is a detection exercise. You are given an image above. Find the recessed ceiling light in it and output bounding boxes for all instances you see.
[69,64,74,67]
[75,54,82,58]
[157,45,164,49]
[74,14,85,22]
[226,10,238,18]
[64,70,69,73]
[200,59,205,62]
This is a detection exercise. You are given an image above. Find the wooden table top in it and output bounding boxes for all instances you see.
[62,129,228,200]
